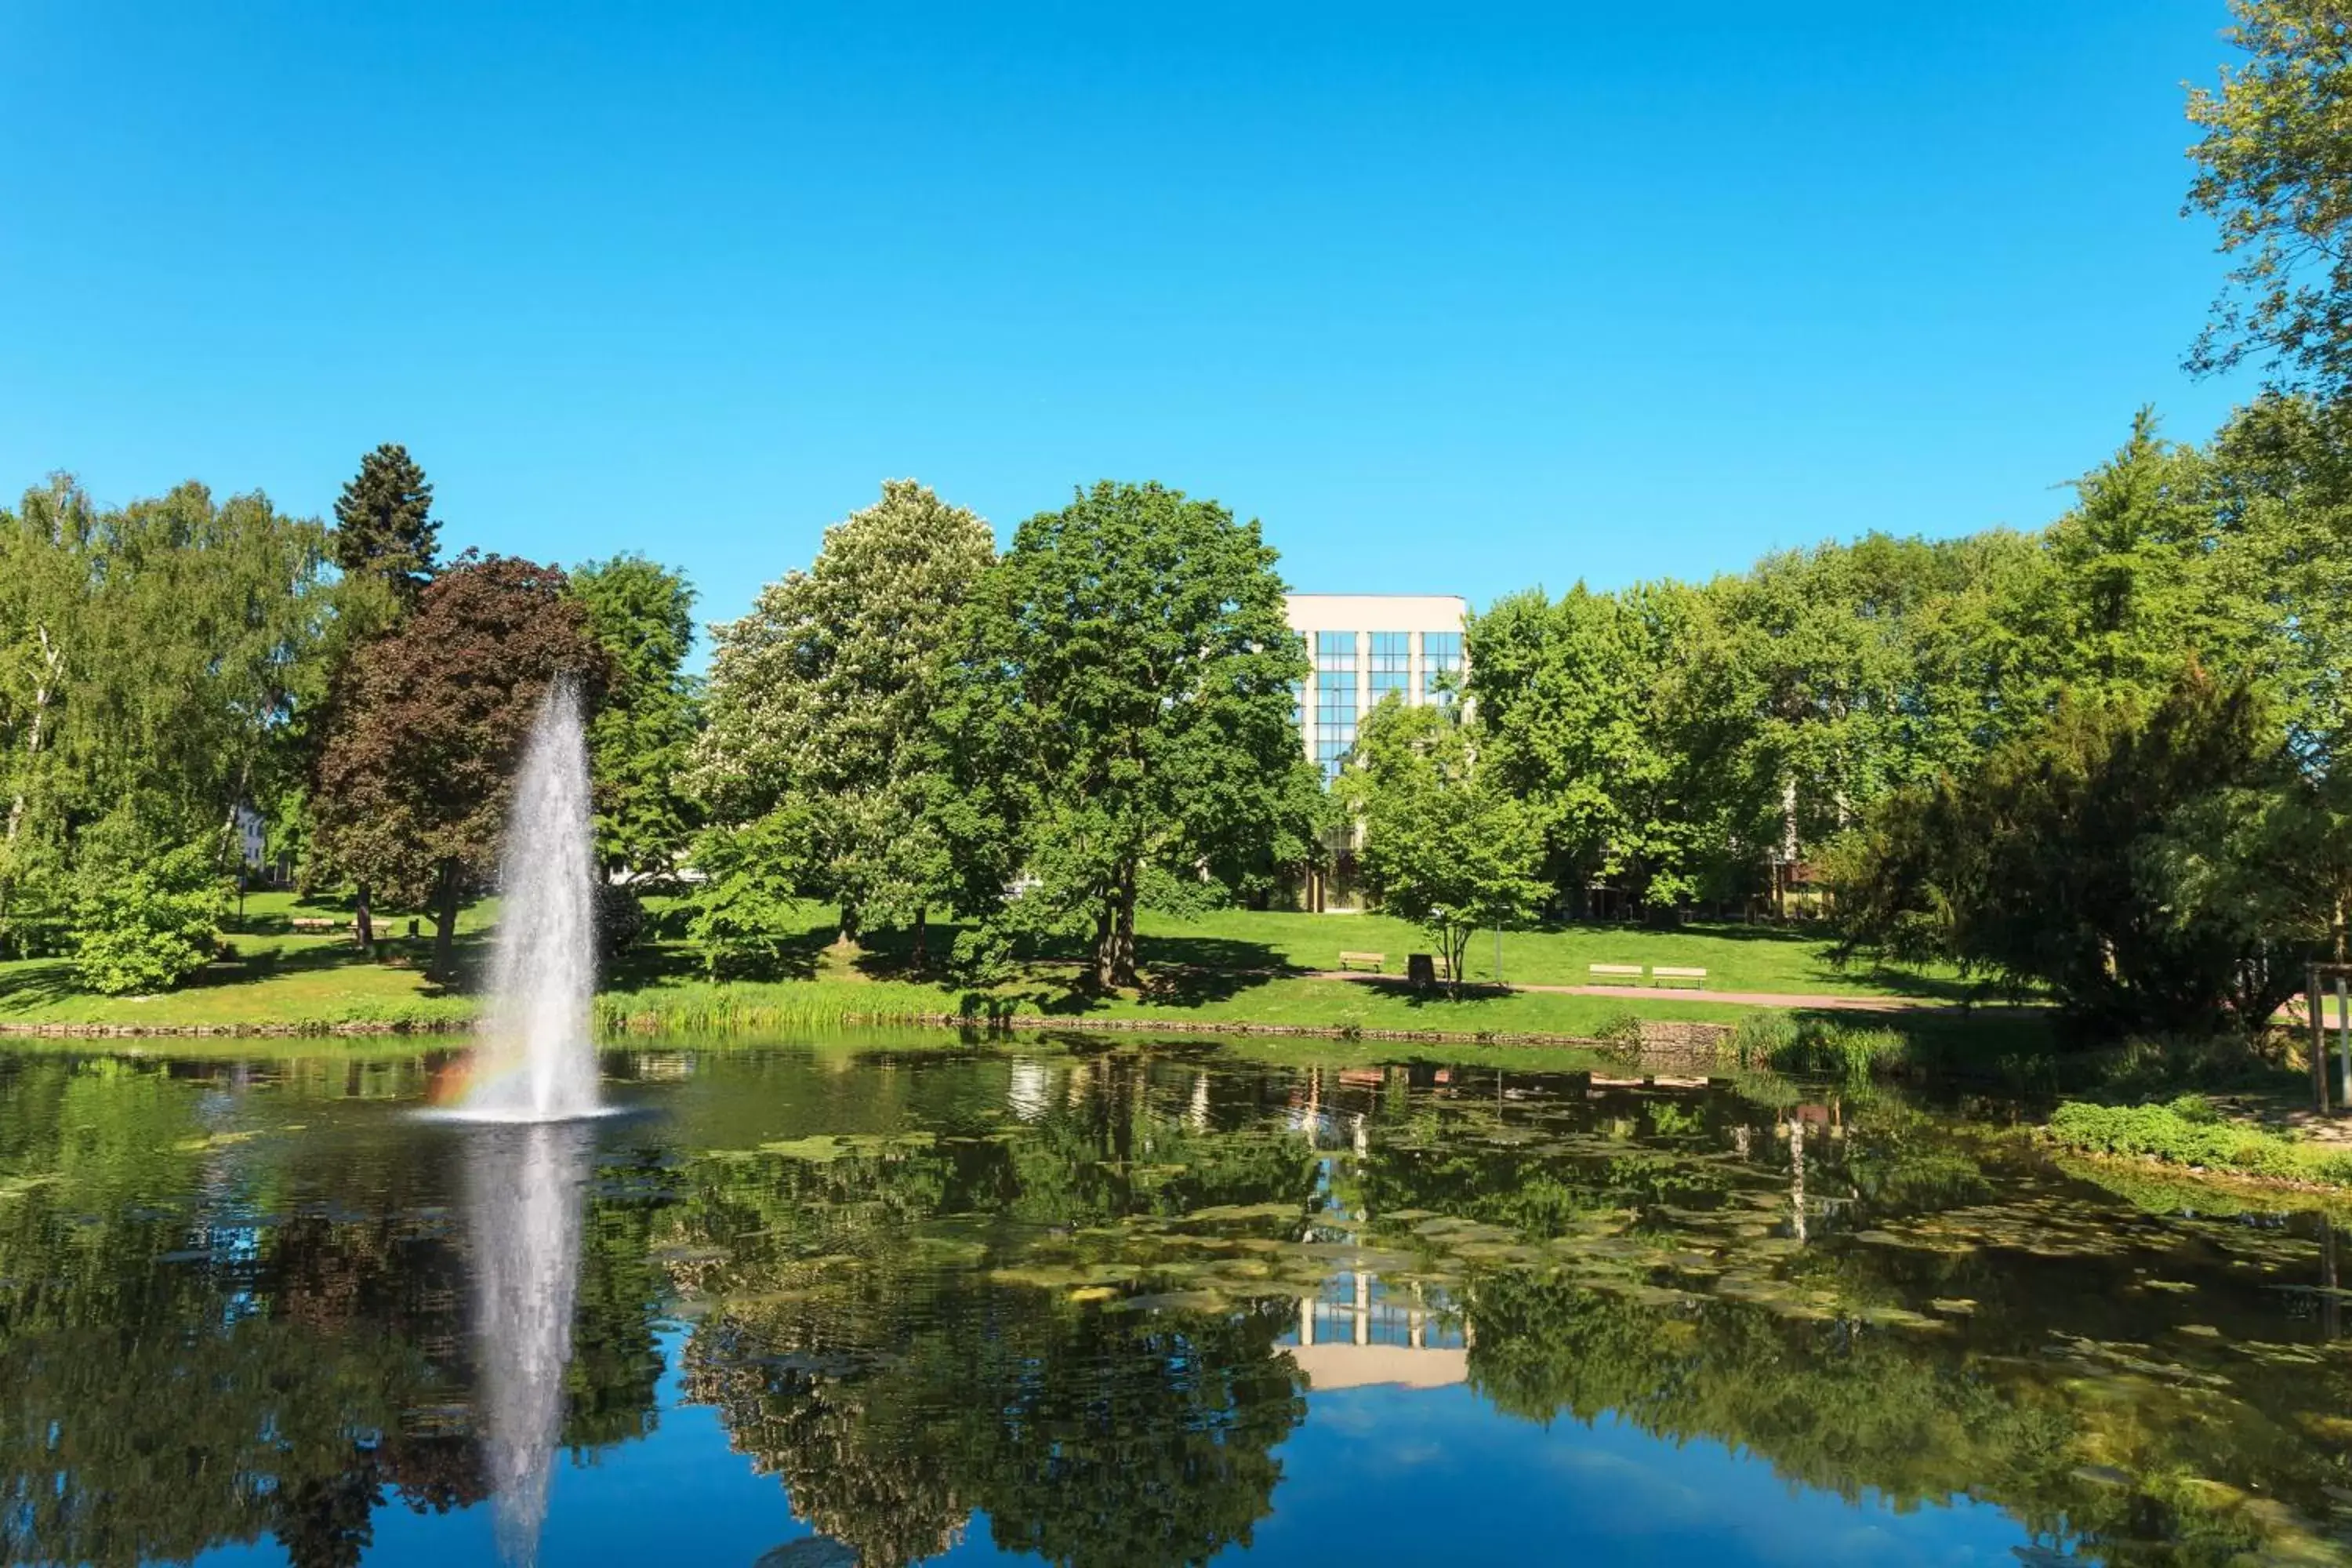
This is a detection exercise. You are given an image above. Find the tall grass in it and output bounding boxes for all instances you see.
[592,981,1014,1036]
[1720,1013,1909,1082]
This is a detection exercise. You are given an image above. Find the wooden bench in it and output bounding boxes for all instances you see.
[1651,966,1708,989]
[1589,964,1644,982]
[1337,951,1386,974]
[289,917,348,934]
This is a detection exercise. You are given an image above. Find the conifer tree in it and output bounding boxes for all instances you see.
[331,444,439,602]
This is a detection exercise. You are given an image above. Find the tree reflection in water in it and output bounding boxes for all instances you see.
[10,1047,2352,1567]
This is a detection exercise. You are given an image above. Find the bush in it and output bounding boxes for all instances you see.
[1595,1012,1645,1051]
[71,838,230,995]
[2044,1097,2352,1185]
[597,884,648,960]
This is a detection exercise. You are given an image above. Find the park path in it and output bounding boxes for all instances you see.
[1301,971,1995,1013]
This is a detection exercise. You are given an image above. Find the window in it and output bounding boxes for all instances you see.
[1368,631,1410,705]
[1422,630,1464,701]
[1313,641,1357,779]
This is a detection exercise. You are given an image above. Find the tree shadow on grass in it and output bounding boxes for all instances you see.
[0,960,82,1015]
[192,927,499,998]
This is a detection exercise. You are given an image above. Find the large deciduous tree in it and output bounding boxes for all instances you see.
[691,480,995,964]
[1342,699,1544,999]
[0,476,332,971]
[2187,1,2352,396]
[310,554,610,981]
[949,480,1319,989]
[571,554,702,881]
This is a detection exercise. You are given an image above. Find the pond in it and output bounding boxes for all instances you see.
[3,1037,2351,1567]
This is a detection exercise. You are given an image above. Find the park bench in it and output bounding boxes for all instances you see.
[1336,951,1385,973]
[1589,964,1644,982]
[1650,966,1708,989]
[289,917,347,934]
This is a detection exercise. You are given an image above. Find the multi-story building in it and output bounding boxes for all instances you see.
[1283,593,1470,780]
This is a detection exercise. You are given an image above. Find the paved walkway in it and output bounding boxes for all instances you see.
[1303,971,2004,1014]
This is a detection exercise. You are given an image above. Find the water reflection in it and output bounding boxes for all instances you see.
[8,1046,2352,1566]
[459,1121,593,1565]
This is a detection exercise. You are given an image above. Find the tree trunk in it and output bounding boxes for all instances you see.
[2,624,62,861]
[428,861,461,982]
[354,880,374,948]
[1095,865,1139,989]
[837,901,861,948]
[912,907,927,969]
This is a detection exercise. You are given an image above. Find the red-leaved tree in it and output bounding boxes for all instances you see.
[312,554,611,980]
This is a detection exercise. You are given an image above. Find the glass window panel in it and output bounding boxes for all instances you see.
[1421,631,1463,700]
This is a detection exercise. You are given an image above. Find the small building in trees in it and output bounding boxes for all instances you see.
[1285,593,1469,911]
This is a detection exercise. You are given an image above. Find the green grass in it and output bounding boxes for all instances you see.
[0,891,1991,1044]
[1124,907,1978,1000]
[2042,1094,2352,1188]
[0,889,484,1029]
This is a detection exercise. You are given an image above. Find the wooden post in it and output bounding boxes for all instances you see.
[2315,965,2330,1116]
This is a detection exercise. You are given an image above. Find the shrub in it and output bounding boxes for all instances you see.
[1595,1012,1645,1051]
[2045,1097,2352,1186]
[71,838,230,995]
[597,884,648,960]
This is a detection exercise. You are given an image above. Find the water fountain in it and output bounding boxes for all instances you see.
[466,675,601,1121]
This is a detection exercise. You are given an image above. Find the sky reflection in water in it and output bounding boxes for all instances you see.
[2,1040,2350,1567]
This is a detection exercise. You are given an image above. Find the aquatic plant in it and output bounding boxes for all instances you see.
[2044,1096,2352,1186]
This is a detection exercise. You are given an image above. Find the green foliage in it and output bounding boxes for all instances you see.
[946,480,1320,988]
[1341,699,1545,996]
[694,481,995,953]
[682,808,817,976]
[69,830,228,995]
[0,474,336,967]
[1835,666,2307,1033]
[571,554,702,879]
[329,442,438,601]
[310,554,612,978]
[2044,1097,2352,1185]
[1721,1012,1906,1081]
[2185,0,2352,395]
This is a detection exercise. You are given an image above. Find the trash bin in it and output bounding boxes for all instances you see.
[1406,953,1437,989]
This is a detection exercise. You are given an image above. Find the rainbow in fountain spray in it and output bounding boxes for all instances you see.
[461,675,603,1122]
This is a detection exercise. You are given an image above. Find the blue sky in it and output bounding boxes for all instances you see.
[0,1,2255,640]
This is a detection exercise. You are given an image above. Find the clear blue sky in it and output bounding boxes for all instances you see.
[0,1,2256,641]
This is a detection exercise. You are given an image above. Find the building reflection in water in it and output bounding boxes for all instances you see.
[461,1120,593,1566]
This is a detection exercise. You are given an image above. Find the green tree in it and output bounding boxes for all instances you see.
[2186,0,2352,395]
[1834,666,2303,1033]
[1341,698,1545,998]
[67,822,229,995]
[0,477,333,966]
[1467,580,1763,915]
[694,481,996,962]
[310,554,611,980]
[571,554,702,880]
[330,443,439,602]
[947,481,1318,989]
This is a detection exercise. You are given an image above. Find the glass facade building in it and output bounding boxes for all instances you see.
[1285,596,1472,781]
[1313,631,1359,772]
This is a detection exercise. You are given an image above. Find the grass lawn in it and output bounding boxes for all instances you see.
[0,891,1996,1041]
[1123,907,1980,1000]
[0,890,485,1028]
